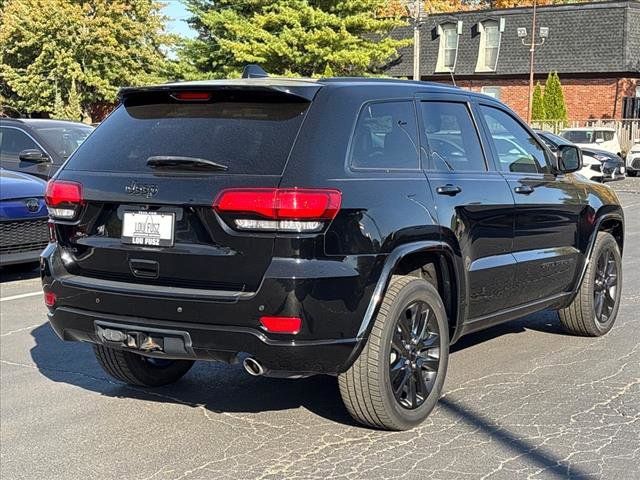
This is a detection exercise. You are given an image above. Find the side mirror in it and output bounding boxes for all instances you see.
[18,149,50,163]
[556,145,582,173]
[595,138,604,144]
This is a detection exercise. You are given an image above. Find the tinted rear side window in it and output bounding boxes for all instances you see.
[349,101,419,170]
[65,97,309,175]
[420,101,486,172]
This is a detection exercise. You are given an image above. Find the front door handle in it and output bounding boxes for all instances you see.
[514,185,535,195]
[436,184,462,196]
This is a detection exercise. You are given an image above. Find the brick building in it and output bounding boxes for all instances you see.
[386,0,640,120]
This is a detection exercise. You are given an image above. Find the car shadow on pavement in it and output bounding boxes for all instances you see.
[0,264,40,283]
[30,308,569,427]
[28,322,359,426]
[28,312,592,477]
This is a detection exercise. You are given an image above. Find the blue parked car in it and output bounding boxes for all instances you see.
[0,169,49,267]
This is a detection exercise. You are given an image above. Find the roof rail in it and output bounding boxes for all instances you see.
[242,64,269,79]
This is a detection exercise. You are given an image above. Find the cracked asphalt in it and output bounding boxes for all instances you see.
[1,178,639,480]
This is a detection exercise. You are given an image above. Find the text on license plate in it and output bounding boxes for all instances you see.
[122,211,175,247]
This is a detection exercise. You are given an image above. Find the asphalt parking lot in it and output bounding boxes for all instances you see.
[1,178,639,480]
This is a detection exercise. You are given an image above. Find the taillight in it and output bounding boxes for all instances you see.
[45,180,83,219]
[213,188,341,232]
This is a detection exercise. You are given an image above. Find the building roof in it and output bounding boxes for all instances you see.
[385,0,640,79]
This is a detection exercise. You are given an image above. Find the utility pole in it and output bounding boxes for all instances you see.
[518,0,548,123]
[408,0,426,81]
[527,1,537,123]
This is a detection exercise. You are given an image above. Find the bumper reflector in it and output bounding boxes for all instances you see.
[259,316,302,335]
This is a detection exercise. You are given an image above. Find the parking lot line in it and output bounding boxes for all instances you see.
[0,291,43,302]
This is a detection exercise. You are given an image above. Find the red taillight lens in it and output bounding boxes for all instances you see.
[214,188,340,218]
[45,180,83,206]
[45,180,83,219]
[259,316,302,334]
[213,188,341,232]
[275,189,342,220]
[215,189,279,218]
[44,291,57,307]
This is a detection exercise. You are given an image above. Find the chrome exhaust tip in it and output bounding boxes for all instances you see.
[243,357,264,376]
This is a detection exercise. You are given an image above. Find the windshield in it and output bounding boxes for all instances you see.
[561,130,595,143]
[33,125,93,159]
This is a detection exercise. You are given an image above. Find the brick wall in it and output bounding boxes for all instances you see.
[431,76,639,120]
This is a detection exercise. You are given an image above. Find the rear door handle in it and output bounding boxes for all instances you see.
[436,184,462,196]
[514,185,535,195]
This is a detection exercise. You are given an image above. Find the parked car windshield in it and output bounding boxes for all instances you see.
[32,124,93,159]
[561,130,595,143]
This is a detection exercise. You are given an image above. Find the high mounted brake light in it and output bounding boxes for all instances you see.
[45,180,83,219]
[213,188,341,232]
[171,91,212,101]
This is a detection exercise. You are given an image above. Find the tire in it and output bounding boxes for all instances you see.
[94,344,194,387]
[558,232,622,337]
[628,170,637,177]
[339,276,449,430]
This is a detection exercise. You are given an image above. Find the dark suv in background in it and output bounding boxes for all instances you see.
[0,118,93,179]
[42,73,624,430]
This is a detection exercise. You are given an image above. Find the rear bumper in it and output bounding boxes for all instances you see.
[42,244,381,375]
[49,306,358,376]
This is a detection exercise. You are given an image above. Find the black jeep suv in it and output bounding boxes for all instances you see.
[42,75,624,430]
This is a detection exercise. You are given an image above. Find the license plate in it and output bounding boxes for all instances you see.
[122,211,175,247]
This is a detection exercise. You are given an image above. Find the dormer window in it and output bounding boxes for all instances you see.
[475,19,504,72]
[435,23,461,72]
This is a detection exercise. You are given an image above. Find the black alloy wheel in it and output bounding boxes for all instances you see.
[593,246,619,323]
[389,300,440,410]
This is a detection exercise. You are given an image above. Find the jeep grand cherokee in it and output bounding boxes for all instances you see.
[42,73,624,430]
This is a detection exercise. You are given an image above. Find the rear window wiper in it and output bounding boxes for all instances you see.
[146,156,228,171]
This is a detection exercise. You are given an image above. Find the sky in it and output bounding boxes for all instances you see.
[162,1,197,39]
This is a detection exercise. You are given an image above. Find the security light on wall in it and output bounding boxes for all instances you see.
[539,27,549,38]
[517,27,527,38]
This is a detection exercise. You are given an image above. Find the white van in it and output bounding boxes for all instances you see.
[560,127,622,157]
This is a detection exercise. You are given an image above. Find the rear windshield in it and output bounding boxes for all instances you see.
[65,95,309,174]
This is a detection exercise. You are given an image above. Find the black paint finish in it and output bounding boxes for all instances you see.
[42,78,624,376]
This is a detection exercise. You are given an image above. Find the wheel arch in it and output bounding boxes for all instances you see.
[567,209,624,306]
[345,241,465,370]
[598,215,624,254]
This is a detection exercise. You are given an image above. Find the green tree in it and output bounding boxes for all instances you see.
[178,0,412,79]
[0,0,173,120]
[52,85,66,120]
[531,81,545,121]
[65,78,83,121]
[542,71,568,122]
